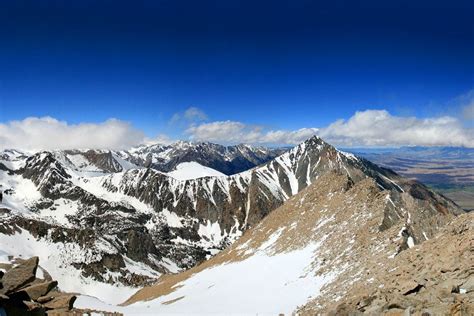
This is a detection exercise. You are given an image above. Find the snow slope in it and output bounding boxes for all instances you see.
[125,244,332,315]
[76,242,333,315]
[166,162,225,180]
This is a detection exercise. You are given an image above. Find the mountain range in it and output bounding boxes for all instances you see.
[0,137,471,314]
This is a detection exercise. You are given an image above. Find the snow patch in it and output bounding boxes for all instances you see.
[161,209,184,228]
[167,162,225,180]
[198,220,225,245]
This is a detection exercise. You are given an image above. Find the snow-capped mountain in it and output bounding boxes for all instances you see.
[0,136,463,306]
[1,141,283,177]
[116,141,286,175]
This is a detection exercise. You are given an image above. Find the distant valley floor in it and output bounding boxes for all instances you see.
[348,146,474,211]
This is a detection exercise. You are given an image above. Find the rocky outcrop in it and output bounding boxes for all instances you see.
[51,149,125,173]
[0,256,122,315]
[0,256,38,294]
[22,281,58,300]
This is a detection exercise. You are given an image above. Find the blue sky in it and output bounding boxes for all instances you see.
[0,0,473,149]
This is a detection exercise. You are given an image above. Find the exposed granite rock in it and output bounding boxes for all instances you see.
[0,256,38,294]
[0,256,122,316]
[22,281,58,300]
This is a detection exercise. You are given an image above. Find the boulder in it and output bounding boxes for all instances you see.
[22,280,58,300]
[43,294,76,311]
[0,256,38,294]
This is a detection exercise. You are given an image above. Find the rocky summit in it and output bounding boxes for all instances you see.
[0,136,468,313]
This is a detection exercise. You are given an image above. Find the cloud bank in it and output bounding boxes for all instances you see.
[183,108,473,147]
[0,117,145,151]
[185,120,318,145]
[1,108,473,151]
[318,110,473,147]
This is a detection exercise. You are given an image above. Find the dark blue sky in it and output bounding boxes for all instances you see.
[0,0,473,138]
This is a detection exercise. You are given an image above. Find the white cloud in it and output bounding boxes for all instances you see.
[260,128,320,144]
[170,107,208,124]
[0,117,145,151]
[318,110,474,147]
[185,120,318,145]
[2,109,473,151]
[185,110,473,147]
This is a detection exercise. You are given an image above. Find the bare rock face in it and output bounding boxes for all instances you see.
[81,150,123,173]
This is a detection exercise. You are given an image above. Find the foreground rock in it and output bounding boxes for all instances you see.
[22,281,58,300]
[0,256,122,316]
[0,256,38,294]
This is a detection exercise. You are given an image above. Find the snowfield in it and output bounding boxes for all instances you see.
[125,245,332,315]
[167,161,226,180]
[75,240,334,315]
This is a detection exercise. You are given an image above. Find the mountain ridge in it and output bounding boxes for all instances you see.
[0,136,464,307]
